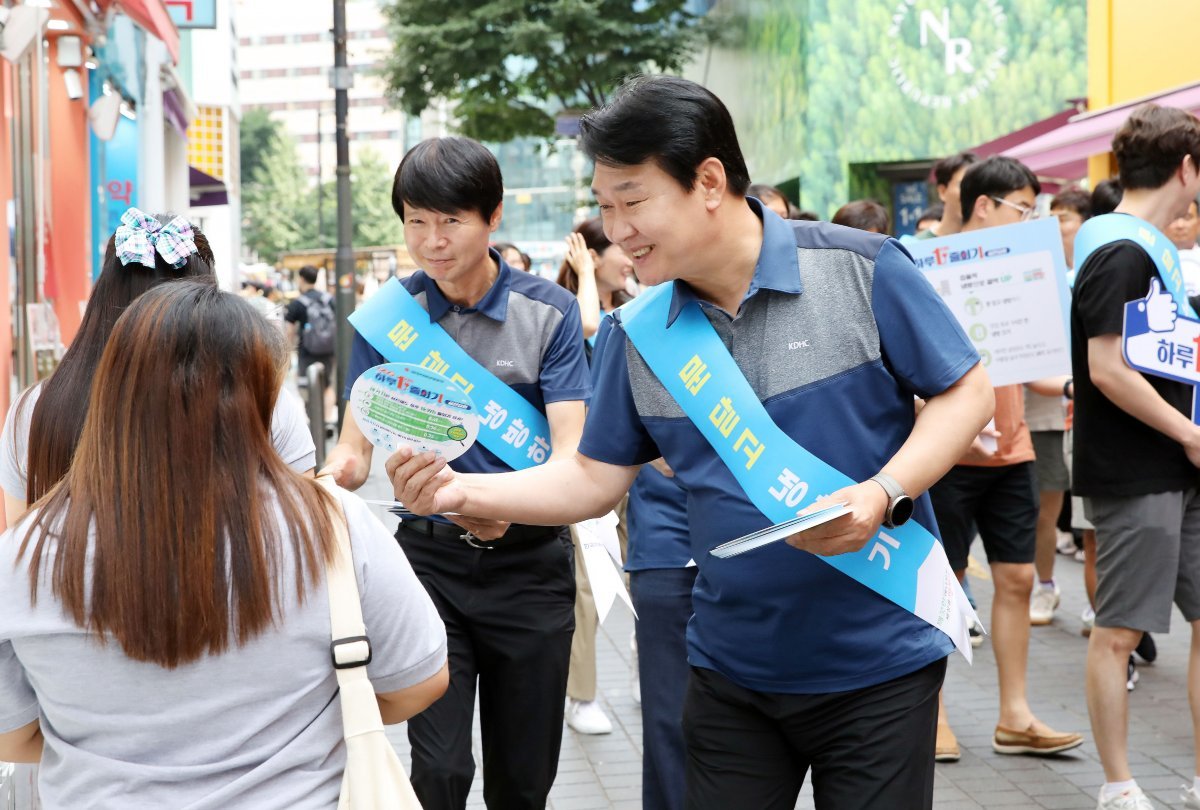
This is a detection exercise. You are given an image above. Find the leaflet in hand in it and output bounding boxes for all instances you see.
[350,363,479,461]
[709,503,851,559]
[360,499,460,517]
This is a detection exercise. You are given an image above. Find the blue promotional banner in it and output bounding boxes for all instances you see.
[903,218,1072,386]
[1076,213,1197,319]
[1123,280,1200,425]
[348,278,552,471]
[620,284,977,660]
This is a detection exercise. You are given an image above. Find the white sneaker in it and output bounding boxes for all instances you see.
[1081,606,1095,637]
[1096,786,1153,810]
[1075,547,1087,563]
[1030,583,1061,626]
[565,699,613,735]
[969,620,984,648]
[1056,530,1078,555]
[1181,784,1200,809]
[630,632,641,706]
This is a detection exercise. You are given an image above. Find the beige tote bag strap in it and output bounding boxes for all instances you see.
[317,476,386,740]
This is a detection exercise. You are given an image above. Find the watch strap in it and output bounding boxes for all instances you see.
[869,472,905,501]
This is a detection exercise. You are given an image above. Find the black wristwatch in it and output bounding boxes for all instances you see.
[869,472,915,529]
[1063,378,1074,399]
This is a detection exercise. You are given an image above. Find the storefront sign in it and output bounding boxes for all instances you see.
[165,0,217,29]
[885,0,1009,109]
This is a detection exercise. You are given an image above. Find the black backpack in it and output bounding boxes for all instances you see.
[300,292,336,356]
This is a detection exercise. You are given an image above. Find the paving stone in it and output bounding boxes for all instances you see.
[355,457,1196,809]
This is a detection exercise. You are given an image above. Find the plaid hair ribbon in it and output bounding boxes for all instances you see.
[113,207,198,269]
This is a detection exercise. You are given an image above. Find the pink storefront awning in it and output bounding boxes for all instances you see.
[1003,81,1200,180]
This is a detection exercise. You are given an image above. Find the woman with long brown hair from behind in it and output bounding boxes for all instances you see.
[0,280,447,808]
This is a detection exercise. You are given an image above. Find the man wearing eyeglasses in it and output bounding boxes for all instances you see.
[929,156,1085,761]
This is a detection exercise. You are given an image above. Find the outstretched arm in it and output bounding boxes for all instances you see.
[387,446,640,527]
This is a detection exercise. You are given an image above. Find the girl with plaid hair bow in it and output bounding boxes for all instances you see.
[0,209,318,527]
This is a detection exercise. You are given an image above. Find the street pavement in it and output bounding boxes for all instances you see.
[354,453,1196,809]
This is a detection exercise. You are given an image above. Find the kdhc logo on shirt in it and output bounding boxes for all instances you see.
[788,340,811,351]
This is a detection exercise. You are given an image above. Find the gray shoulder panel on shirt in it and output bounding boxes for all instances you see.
[626,246,882,419]
[438,290,566,388]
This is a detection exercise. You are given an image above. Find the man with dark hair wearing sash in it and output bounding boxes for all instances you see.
[386,77,994,810]
[324,136,591,810]
[1070,104,1200,810]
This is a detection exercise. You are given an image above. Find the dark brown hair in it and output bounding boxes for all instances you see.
[1050,187,1092,220]
[24,217,215,503]
[1112,104,1200,191]
[1090,177,1123,216]
[832,200,890,233]
[556,218,633,306]
[932,152,978,187]
[19,281,335,668]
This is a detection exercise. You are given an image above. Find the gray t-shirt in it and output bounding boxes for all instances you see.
[0,489,446,809]
[0,384,317,501]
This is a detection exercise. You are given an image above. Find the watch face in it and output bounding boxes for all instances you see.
[890,495,915,527]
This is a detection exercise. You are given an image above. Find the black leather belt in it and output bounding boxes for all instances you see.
[399,517,559,550]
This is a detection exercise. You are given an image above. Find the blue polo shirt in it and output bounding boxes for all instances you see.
[579,200,978,694]
[625,466,690,571]
[348,252,591,480]
[592,317,691,572]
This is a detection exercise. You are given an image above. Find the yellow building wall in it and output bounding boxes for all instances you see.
[1088,0,1200,181]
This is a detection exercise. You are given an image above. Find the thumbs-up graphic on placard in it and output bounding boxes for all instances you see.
[1138,279,1178,333]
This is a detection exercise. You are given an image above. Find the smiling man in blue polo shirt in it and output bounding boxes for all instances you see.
[324,136,590,810]
[387,77,994,810]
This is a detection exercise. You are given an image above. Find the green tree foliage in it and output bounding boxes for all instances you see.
[242,131,315,262]
[349,150,405,247]
[730,0,1086,217]
[377,0,719,142]
[239,107,282,191]
[311,149,405,248]
[242,128,405,261]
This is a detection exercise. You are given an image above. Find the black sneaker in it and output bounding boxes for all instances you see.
[1126,656,1138,692]
[1134,632,1157,664]
[969,623,983,648]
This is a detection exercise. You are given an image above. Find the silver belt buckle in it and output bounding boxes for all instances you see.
[462,532,492,550]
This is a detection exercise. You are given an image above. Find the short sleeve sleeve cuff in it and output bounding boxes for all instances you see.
[537,299,592,405]
[577,325,660,467]
[872,238,980,399]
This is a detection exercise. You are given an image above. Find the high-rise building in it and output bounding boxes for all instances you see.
[235,0,445,181]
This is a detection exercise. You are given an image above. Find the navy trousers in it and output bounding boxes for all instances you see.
[630,566,698,810]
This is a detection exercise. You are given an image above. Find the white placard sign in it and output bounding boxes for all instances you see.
[903,218,1072,387]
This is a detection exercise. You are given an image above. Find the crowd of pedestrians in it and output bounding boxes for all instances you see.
[2,74,1200,810]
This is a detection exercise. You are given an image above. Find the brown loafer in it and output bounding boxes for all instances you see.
[992,723,1083,755]
[935,722,960,762]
